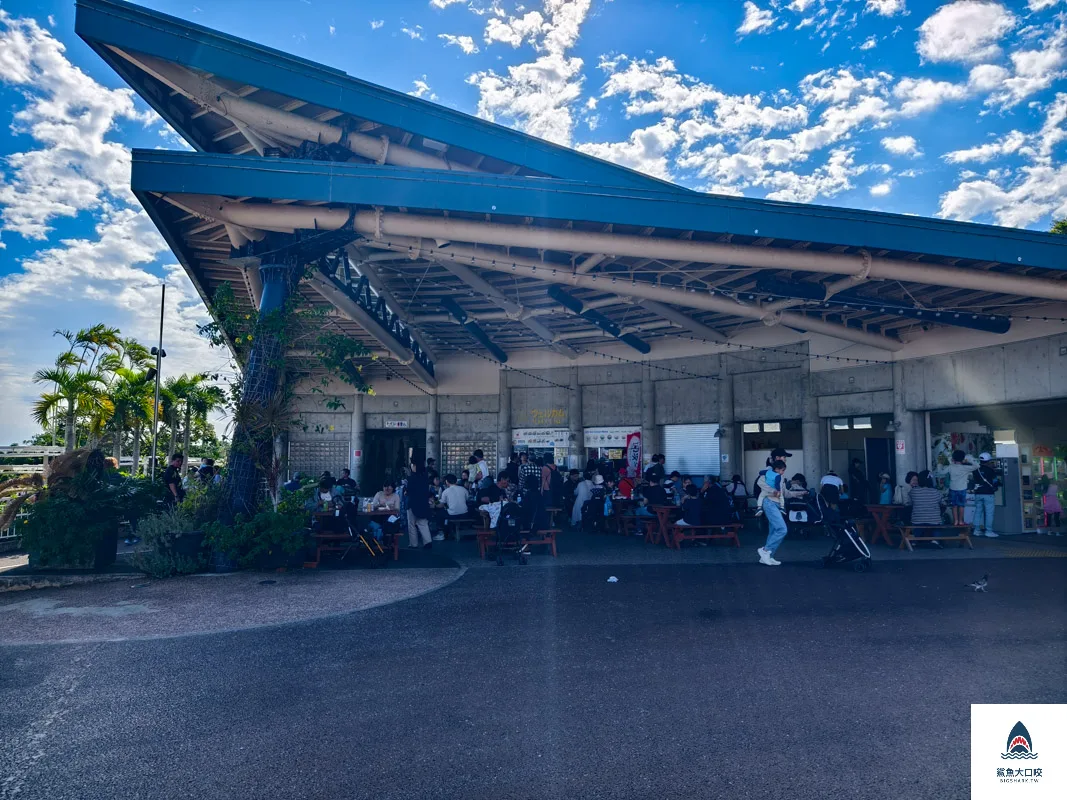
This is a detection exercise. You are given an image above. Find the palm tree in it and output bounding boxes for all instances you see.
[183,379,226,461]
[161,375,198,466]
[109,368,156,474]
[32,365,108,452]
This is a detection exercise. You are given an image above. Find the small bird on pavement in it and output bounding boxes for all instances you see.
[965,574,989,592]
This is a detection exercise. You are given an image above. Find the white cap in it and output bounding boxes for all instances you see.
[593,474,605,485]
[979,452,993,462]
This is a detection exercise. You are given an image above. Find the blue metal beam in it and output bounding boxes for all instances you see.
[130,150,1067,273]
[440,298,508,363]
[75,0,686,193]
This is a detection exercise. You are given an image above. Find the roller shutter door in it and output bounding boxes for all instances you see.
[663,424,721,478]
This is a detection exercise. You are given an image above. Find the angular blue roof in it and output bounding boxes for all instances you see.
[74,0,688,192]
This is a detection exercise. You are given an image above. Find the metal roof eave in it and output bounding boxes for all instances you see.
[130,150,1067,272]
[74,0,688,194]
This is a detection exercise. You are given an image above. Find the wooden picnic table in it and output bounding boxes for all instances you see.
[648,505,681,546]
[307,508,401,566]
[865,504,908,547]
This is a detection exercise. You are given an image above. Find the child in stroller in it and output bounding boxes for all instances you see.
[813,484,872,572]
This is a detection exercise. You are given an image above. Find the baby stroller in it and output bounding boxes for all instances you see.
[494,501,528,566]
[812,487,872,573]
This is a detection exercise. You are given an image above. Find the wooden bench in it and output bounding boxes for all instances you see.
[304,529,400,568]
[895,524,973,552]
[476,528,559,559]
[668,523,742,549]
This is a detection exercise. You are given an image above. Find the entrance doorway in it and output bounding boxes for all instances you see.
[364,429,426,494]
[828,413,894,504]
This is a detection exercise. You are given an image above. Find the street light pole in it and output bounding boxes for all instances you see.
[149,284,166,482]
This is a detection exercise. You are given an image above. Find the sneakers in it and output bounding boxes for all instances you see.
[754,507,765,518]
[929,540,943,549]
[757,547,781,566]
[983,531,999,538]
[518,544,530,555]
[432,533,445,542]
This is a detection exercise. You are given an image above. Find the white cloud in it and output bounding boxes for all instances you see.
[866,0,907,15]
[984,25,1067,108]
[401,25,425,40]
[881,135,921,156]
[1036,92,1067,159]
[439,33,480,53]
[859,36,878,51]
[0,12,154,242]
[916,1,1017,64]
[943,130,1028,163]
[485,11,545,47]
[409,77,438,100]
[370,19,385,29]
[46,15,56,27]
[329,25,336,36]
[468,1,592,146]
[737,2,777,37]
[431,0,468,8]
[938,164,1067,226]
[1028,1,1062,11]
[893,77,970,116]
[869,180,893,196]
[576,118,680,180]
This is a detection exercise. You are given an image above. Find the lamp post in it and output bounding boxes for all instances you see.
[149,285,166,481]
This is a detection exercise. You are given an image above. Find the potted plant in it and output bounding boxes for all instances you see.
[21,449,160,571]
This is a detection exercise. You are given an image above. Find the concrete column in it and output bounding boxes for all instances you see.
[496,368,511,473]
[893,362,923,480]
[426,392,439,470]
[718,371,738,478]
[568,366,582,466]
[350,391,365,487]
[802,374,825,480]
[641,367,656,465]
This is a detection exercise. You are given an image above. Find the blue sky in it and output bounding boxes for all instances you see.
[0,0,1065,444]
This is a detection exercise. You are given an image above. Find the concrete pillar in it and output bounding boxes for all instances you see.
[641,367,656,466]
[718,371,738,478]
[496,368,511,474]
[426,392,439,471]
[350,391,365,487]
[568,366,582,467]
[802,374,825,480]
[893,362,923,480]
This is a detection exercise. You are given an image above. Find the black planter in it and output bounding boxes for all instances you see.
[210,550,240,573]
[170,531,206,560]
[93,528,119,572]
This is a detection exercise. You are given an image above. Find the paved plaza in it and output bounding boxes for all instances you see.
[1,533,1064,799]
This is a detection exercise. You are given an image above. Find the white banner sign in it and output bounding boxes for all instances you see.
[512,428,570,447]
[584,427,639,448]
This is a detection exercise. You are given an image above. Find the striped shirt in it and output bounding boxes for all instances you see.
[909,487,944,526]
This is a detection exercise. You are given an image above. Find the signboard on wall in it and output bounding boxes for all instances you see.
[625,431,642,477]
[512,428,570,447]
[895,439,906,456]
[384,420,409,429]
[585,427,639,448]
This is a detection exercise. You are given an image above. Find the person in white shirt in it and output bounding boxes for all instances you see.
[820,471,844,490]
[938,450,976,526]
[471,450,490,490]
[440,474,471,540]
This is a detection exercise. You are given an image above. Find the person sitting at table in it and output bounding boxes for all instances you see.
[371,482,401,512]
[440,474,471,540]
[724,474,748,517]
[676,484,703,527]
[477,474,511,528]
[908,470,945,548]
[316,476,342,509]
[562,469,581,517]
[570,471,594,527]
[283,471,303,493]
[902,472,919,505]
[634,475,668,519]
[701,476,734,526]
[336,468,358,497]
[459,469,470,490]
[877,472,893,504]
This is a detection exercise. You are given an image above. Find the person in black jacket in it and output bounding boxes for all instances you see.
[406,458,433,550]
[971,452,1001,538]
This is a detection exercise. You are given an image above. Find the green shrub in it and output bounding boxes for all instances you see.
[204,507,309,569]
[131,507,206,577]
[23,469,160,568]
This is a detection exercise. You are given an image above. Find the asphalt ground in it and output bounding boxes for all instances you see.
[1,557,1064,800]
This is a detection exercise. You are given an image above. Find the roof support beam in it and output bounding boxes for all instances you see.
[114,49,480,173]
[631,299,727,343]
[431,257,578,359]
[166,197,1067,305]
[304,273,438,388]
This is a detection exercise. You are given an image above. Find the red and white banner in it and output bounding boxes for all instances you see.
[625,431,642,478]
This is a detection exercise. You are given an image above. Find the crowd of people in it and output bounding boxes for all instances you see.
[270,443,1016,564]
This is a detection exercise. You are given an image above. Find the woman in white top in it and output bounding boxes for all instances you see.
[571,474,594,526]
